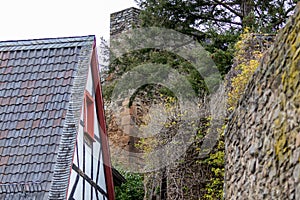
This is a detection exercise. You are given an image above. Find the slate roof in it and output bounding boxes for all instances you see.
[0,35,95,199]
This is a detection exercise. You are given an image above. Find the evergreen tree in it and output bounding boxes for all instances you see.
[134,0,297,75]
[136,0,297,33]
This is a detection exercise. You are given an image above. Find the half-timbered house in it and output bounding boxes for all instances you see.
[0,35,121,200]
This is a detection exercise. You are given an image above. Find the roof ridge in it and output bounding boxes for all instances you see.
[0,34,94,198]
[0,35,95,50]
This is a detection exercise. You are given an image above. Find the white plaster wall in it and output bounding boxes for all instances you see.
[67,63,108,200]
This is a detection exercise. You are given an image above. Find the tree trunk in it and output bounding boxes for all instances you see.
[240,0,255,27]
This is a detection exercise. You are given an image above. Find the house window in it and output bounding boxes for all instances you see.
[84,90,95,141]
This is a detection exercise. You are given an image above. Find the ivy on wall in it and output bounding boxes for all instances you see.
[227,29,265,111]
[203,29,272,199]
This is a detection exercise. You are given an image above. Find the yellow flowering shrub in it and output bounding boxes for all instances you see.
[227,29,263,111]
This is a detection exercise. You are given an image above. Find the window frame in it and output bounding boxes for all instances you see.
[84,90,95,141]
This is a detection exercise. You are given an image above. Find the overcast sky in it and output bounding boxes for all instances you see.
[0,0,137,43]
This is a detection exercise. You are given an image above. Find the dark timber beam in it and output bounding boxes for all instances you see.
[72,163,108,197]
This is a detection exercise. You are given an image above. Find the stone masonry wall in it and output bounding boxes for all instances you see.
[107,7,141,167]
[225,3,300,199]
[110,7,140,37]
[106,98,141,168]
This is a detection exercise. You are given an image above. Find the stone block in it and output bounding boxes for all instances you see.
[122,125,132,135]
[130,105,137,116]
[296,182,300,200]
[293,163,300,183]
[119,135,130,144]
[120,108,131,116]
[122,99,130,106]
[121,115,132,126]
[296,133,300,147]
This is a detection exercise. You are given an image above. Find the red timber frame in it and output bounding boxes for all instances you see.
[90,41,115,200]
[67,38,115,200]
[84,90,95,140]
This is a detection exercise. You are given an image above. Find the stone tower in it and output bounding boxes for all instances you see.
[107,7,141,169]
[110,7,140,37]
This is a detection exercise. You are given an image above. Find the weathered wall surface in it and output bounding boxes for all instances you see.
[110,7,140,37]
[108,7,213,199]
[225,4,300,199]
[107,7,142,167]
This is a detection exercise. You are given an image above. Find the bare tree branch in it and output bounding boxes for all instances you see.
[198,16,243,26]
[211,0,243,18]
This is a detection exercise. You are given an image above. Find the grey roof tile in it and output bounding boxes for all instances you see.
[0,35,94,198]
